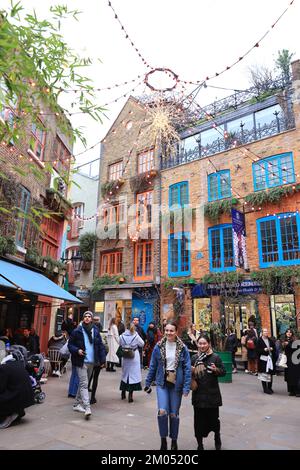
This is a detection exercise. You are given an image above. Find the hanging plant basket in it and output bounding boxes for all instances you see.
[130,169,159,193]
[204,198,238,221]
[244,184,300,208]
[101,179,125,199]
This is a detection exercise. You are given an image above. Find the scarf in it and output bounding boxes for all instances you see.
[158,336,185,373]
[82,322,93,344]
[193,348,213,377]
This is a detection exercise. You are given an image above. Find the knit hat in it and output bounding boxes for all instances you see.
[83,311,94,319]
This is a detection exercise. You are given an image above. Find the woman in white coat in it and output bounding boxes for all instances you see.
[119,322,144,403]
[106,318,119,372]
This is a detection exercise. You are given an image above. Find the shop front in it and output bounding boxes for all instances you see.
[192,280,299,340]
[0,258,82,351]
[93,284,159,332]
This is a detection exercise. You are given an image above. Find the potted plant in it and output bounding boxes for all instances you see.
[210,321,232,383]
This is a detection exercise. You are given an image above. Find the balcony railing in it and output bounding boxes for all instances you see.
[161,114,295,170]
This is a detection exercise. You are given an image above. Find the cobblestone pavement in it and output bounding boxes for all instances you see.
[1,368,300,450]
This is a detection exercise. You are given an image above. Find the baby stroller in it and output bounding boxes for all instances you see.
[26,354,46,404]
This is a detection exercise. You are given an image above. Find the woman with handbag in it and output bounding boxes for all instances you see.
[257,328,277,394]
[282,329,300,397]
[119,322,144,403]
[144,320,191,451]
[191,333,226,451]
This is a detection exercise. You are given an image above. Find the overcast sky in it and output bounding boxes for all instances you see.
[3,0,300,175]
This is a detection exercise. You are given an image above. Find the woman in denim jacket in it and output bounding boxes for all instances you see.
[145,320,191,451]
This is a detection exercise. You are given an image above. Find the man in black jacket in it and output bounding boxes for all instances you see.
[68,311,106,419]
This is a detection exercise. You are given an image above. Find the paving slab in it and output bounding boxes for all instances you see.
[1,368,300,450]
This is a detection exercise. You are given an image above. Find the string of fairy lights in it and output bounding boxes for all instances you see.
[1,0,297,227]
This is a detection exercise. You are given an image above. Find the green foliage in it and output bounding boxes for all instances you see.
[0,235,16,256]
[244,184,300,208]
[101,180,124,199]
[79,232,97,261]
[163,277,196,290]
[129,170,158,193]
[210,322,226,351]
[0,2,104,146]
[42,255,65,275]
[24,246,41,267]
[251,267,300,295]
[204,198,238,221]
[202,272,243,285]
[92,274,126,294]
[275,49,294,82]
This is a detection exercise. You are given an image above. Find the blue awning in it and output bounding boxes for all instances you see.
[0,259,82,303]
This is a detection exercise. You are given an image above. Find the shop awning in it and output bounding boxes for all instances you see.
[0,259,82,303]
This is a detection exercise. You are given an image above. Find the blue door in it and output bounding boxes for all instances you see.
[131,295,154,332]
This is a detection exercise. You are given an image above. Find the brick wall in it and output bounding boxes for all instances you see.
[160,66,300,329]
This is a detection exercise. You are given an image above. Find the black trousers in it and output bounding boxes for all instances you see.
[88,365,101,398]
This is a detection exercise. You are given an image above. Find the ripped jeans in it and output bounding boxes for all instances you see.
[156,385,182,439]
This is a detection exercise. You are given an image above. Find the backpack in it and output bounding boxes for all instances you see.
[246,338,255,350]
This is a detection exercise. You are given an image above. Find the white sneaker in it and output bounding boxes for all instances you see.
[85,408,91,419]
[73,404,85,413]
[245,369,249,374]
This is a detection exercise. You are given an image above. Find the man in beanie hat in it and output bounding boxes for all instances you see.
[68,311,106,419]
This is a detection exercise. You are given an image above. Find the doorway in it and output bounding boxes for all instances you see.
[270,294,296,337]
[224,298,256,345]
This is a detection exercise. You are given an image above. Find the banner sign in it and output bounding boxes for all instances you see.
[192,280,262,297]
[231,208,249,269]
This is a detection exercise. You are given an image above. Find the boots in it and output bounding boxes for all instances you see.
[160,437,167,450]
[197,438,204,450]
[215,432,222,450]
[128,391,133,403]
[262,381,272,394]
[171,439,178,450]
[121,390,126,400]
[268,380,274,394]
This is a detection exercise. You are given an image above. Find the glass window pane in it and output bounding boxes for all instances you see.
[223,227,234,268]
[170,237,178,272]
[220,172,231,198]
[182,134,199,153]
[180,183,188,205]
[211,229,221,269]
[180,235,189,272]
[280,216,300,261]
[255,105,282,128]
[260,219,279,263]
[208,174,218,200]
[200,126,224,147]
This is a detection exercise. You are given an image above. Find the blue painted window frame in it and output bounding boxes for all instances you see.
[169,181,189,207]
[253,152,295,191]
[257,213,300,267]
[168,232,191,277]
[208,224,235,272]
[207,170,231,201]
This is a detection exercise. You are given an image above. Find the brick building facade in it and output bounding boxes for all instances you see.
[0,106,80,353]
[94,97,161,331]
[160,60,300,340]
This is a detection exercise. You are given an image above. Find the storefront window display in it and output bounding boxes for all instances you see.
[270,294,296,337]
[224,298,256,341]
[193,298,212,333]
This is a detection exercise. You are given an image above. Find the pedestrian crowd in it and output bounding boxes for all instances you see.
[0,312,300,452]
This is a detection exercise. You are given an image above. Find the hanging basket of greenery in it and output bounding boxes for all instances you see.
[129,169,158,193]
[101,179,125,199]
[79,232,97,261]
[204,198,238,221]
[251,266,300,295]
[92,274,127,294]
[244,184,300,208]
[0,235,16,256]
